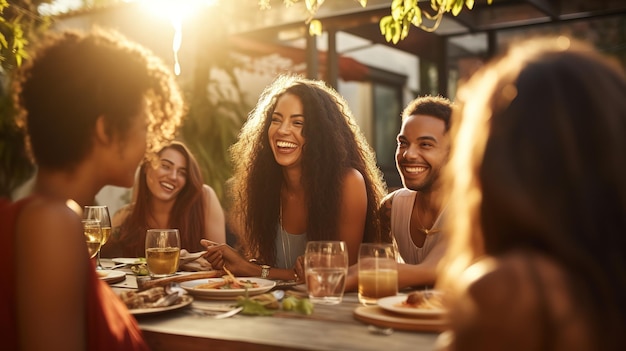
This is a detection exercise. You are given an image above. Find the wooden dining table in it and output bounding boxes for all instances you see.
[102,259,441,351]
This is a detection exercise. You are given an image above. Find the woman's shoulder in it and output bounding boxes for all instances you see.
[19,197,80,226]
[340,168,367,198]
[447,252,584,351]
[343,167,364,181]
[201,184,218,198]
[341,168,366,188]
[460,253,564,306]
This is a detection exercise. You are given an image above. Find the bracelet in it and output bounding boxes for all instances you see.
[260,265,271,279]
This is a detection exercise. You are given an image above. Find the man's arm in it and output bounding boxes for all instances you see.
[397,237,446,289]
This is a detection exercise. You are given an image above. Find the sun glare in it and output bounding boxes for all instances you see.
[137,0,217,75]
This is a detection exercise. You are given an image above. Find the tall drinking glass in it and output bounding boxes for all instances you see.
[304,241,348,305]
[84,206,112,270]
[82,219,103,259]
[145,229,181,278]
[358,243,398,305]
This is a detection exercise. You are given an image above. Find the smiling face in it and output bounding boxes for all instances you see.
[268,93,306,168]
[145,147,188,202]
[396,114,450,192]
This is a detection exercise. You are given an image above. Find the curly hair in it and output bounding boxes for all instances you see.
[13,28,184,169]
[114,141,207,256]
[229,74,386,264]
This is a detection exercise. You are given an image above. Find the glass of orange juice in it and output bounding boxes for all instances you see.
[358,243,398,305]
[145,229,180,278]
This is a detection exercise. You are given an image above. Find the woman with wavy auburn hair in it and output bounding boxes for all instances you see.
[437,36,626,351]
[105,140,226,258]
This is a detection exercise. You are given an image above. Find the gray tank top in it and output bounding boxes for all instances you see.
[274,226,307,269]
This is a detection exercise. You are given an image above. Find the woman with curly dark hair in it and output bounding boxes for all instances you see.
[104,140,226,258]
[0,28,183,350]
[204,74,386,281]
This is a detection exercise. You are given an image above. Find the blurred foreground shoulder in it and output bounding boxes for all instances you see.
[444,253,592,351]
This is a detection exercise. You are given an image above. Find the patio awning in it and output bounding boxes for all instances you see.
[229,35,370,82]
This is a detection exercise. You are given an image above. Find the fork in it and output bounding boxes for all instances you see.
[190,306,243,319]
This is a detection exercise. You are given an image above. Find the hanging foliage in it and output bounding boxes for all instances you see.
[259,0,492,42]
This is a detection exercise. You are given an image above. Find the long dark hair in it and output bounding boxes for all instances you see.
[441,36,626,350]
[117,141,207,256]
[229,75,386,264]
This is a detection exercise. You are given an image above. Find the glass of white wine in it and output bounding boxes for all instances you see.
[82,219,103,259]
[83,205,112,270]
[145,229,180,278]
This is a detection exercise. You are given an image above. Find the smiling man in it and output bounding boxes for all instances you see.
[379,95,452,289]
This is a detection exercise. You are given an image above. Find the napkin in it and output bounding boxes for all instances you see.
[179,249,213,272]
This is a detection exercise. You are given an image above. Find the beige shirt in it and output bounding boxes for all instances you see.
[391,188,446,264]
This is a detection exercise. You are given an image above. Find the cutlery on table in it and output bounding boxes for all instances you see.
[137,270,224,290]
[190,305,243,319]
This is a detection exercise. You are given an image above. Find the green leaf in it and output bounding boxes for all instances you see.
[0,33,7,49]
[305,0,316,12]
[452,0,463,16]
[379,15,393,34]
[401,17,410,40]
[392,21,401,44]
[308,19,322,36]
[412,7,423,26]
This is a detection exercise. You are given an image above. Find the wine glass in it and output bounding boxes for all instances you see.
[84,205,112,270]
[82,219,103,259]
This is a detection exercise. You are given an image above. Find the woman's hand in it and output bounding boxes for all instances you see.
[294,255,305,283]
[201,239,252,276]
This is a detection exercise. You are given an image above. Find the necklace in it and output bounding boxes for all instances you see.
[415,200,441,235]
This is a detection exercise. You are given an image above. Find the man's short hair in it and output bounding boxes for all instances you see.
[402,95,452,132]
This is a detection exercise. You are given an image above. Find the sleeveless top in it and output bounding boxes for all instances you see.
[390,188,446,264]
[274,226,307,269]
[0,197,149,351]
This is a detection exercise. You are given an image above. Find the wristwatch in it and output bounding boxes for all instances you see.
[260,264,271,279]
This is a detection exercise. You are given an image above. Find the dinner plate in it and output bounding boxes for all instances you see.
[377,294,445,317]
[97,270,126,284]
[112,257,143,265]
[180,277,276,299]
[353,305,447,332]
[129,295,193,316]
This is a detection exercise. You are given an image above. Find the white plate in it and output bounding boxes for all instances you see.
[130,295,193,316]
[112,257,143,265]
[377,294,445,317]
[180,277,276,298]
[97,270,126,284]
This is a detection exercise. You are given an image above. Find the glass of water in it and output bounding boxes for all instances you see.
[304,241,348,305]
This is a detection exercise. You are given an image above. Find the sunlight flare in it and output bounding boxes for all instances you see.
[138,0,217,75]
